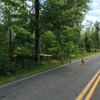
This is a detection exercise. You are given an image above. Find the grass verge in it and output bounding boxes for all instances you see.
[0,51,99,85]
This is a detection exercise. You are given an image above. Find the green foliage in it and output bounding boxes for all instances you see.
[0,57,15,76]
[14,46,31,55]
[85,36,92,52]
[12,26,34,55]
[0,0,94,76]
[41,0,91,28]
[40,30,57,54]
[94,21,100,49]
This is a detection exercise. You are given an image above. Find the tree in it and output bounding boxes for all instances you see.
[40,30,57,55]
[0,0,92,63]
[34,0,40,62]
[0,0,30,27]
[41,0,91,28]
[94,21,100,51]
[84,36,92,52]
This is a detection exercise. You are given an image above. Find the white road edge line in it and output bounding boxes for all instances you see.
[0,53,100,88]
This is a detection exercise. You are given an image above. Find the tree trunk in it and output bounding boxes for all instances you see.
[35,0,39,62]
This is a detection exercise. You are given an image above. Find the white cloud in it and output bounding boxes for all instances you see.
[92,2,99,6]
[83,0,100,27]
[82,14,100,25]
[87,15,100,21]
[89,9,100,15]
[26,1,32,6]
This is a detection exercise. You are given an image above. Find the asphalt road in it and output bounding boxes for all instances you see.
[0,53,100,100]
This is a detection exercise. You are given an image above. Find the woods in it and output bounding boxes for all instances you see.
[0,0,100,76]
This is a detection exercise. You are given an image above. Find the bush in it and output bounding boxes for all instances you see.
[0,56,22,76]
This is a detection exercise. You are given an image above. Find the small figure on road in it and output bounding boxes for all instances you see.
[81,56,85,65]
[69,58,71,63]
[81,59,84,65]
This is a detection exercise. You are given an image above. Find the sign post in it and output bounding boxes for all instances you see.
[5,27,16,62]
[9,28,12,62]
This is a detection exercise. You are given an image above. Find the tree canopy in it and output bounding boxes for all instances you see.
[1,0,100,76]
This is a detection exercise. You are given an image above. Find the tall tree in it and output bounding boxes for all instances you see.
[39,0,91,61]
[94,21,99,52]
[0,0,30,28]
[34,0,40,62]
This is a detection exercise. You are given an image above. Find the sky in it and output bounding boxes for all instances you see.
[82,0,100,26]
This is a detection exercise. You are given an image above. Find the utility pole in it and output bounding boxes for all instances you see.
[34,0,39,62]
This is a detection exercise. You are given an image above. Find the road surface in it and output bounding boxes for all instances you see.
[0,53,100,100]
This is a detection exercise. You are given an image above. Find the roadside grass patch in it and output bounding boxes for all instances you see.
[0,51,99,84]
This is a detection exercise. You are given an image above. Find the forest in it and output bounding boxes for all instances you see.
[0,0,100,77]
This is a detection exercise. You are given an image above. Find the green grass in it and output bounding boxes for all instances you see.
[0,60,61,84]
[0,51,100,85]
[72,51,99,61]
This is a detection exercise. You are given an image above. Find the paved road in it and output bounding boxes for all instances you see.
[0,53,100,100]
[91,83,100,100]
